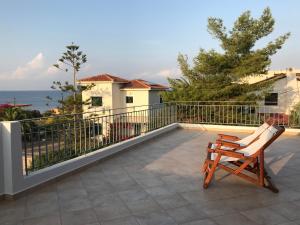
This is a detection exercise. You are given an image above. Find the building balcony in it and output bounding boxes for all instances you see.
[1,102,300,225]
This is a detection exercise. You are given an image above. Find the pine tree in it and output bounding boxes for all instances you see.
[163,8,290,102]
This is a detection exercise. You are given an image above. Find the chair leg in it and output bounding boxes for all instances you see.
[203,163,209,189]
[264,169,279,193]
[202,146,211,189]
[257,153,279,193]
[202,160,208,173]
[203,161,212,189]
[203,154,221,189]
[259,151,264,187]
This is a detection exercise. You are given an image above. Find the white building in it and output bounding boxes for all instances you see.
[77,74,169,138]
[78,73,168,115]
[244,69,300,114]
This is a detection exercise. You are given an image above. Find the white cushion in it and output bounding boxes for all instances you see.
[238,126,277,156]
[210,152,238,162]
[210,126,278,162]
[235,122,269,146]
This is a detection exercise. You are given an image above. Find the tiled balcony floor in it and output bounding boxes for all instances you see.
[1,128,300,225]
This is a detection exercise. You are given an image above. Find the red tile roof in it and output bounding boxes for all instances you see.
[78,74,168,90]
[78,74,129,83]
[121,79,168,90]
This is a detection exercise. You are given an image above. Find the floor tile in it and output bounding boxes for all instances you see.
[23,214,61,225]
[270,202,300,221]
[94,202,131,221]
[213,213,260,225]
[166,204,208,224]
[61,209,98,225]
[154,193,189,209]
[135,211,177,225]
[125,198,161,215]
[240,207,289,225]
[181,218,218,225]
[101,216,139,225]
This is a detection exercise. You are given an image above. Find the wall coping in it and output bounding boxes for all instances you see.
[178,123,300,135]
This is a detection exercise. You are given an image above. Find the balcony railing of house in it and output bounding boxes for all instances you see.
[15,101,300,176]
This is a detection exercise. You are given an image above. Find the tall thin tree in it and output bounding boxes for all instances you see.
[53,43,87,113]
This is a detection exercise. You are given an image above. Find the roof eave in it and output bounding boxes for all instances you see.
[120,88,151,91]
[252,74,287,85]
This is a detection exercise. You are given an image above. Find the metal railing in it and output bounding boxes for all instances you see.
[19,104,165,125]
[20,104,176,175]
[19,101,300,175]
[175,102,300,128]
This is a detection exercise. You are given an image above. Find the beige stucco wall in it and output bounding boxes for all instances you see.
[81,81,166,116]
[252,70,300,114]
[112,83,125,113]
[149,90,162,105]
[121,89,150,112]
[81,81,114,118]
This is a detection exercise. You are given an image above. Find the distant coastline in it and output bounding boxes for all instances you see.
[0,90,65,112]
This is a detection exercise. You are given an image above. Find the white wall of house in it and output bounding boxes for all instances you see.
[81,81,114,118]
[267,74,299,113]
[246,69,300,114]
[262,72,300,114]
[81,81,166,139]
[81,82,164,117]
[121,89,150,112]
[80,81,166,138]
[112,83,125,110]
[149,90,162,105]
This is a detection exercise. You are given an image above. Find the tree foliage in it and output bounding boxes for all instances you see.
[49,43,93,114]
[0,107,42,121]
[53,43,87,75]
[163,8,290,102]
[52,43,88,113]
[47,81,94,115]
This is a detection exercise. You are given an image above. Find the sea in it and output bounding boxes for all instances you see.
[0,90,65,113]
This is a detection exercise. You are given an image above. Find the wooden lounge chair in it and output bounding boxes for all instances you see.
[202,125,285,193]
[216,120,274,149]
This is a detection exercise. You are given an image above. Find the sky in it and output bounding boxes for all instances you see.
[0,0,299,90]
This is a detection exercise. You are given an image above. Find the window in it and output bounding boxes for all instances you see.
[86,123,102,136]
[126,96,133,104]
[160,96,163,103]
[91,96,102,107]
[265,93,278,106]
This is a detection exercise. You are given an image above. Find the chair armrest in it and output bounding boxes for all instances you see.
[217,134,241,141]
[208,147,245,159]
[216,140,244,150]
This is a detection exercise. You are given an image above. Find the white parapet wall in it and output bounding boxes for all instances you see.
[0,122,24,196]
[0,121,179,197]
[0,123,3,196]
[179,123,300,135]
